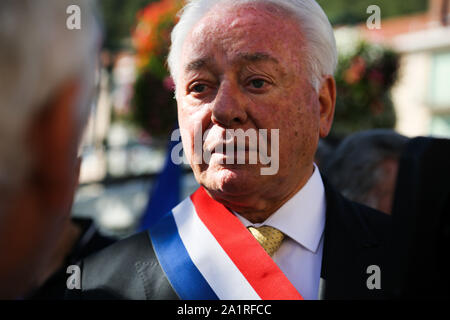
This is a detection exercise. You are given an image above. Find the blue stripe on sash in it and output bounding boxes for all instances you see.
[148,210,219,300]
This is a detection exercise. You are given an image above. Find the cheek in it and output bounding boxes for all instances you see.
[179,128,193,161]
[276,100,320,165]
[177,103,195,161]
[177,102,213,159]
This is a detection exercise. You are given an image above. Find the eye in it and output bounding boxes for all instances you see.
[246,77,272,92]
[249,79,266,89]
[192,83,207,93]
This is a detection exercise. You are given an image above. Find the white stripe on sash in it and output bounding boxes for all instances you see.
[172,198,261,300]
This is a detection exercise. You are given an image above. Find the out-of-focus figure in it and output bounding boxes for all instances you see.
[323,129,409,214]
[0,0,101,299]
[387,136,450,298]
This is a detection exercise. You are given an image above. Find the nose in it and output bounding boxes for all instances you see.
[211,81,248,128]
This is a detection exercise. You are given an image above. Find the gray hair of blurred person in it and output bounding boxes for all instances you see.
[167,0,338,93]
[323,129,409,213]
[0,0,101,212]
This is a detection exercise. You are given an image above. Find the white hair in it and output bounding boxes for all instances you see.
[167,0,337,92]
[0,0,101,206]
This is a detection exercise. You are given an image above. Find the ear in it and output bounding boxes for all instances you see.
[318,75,336,138]
[27,79,81,211]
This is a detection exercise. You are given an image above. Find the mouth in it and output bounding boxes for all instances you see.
[207,143,257,155]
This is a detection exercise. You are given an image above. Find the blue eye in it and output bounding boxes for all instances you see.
[250,79,265,89]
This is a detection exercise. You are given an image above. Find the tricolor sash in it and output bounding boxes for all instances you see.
[148,186,303,300]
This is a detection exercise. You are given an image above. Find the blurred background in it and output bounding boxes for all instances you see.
[74,0,450,238]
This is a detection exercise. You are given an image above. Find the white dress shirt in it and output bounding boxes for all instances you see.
[234,164,326,300]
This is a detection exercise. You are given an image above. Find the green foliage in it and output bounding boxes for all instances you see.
[331,41,400,139]
[317,0,428,25]
[99,0,156,51]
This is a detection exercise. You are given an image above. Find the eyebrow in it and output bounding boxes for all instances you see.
[184,52,280,73]
[236,52,280,64]
[185,58,212,73]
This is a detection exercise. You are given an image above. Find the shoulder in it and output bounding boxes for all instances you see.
[68,231,178,300]
[69,217,117,263]
[324,179,391,246]
[344,194,390,236]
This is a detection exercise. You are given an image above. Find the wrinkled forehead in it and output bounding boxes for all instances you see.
[201,1,296,29]
[180,2,306,72]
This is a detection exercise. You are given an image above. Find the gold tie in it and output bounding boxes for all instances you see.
[248,226,285,257]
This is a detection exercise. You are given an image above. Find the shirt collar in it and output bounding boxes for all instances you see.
[234,164,326,253]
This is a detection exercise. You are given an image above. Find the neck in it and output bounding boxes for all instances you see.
[229,165,315,223]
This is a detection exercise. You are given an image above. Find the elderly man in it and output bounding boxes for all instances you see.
[74,0,391,300]
[0,0,100,299]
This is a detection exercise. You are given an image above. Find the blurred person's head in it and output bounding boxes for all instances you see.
[168,0,337,221]
[323,129,409,214]
[0,0,101,298]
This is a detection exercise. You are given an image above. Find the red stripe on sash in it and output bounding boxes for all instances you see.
[191,187,303,300]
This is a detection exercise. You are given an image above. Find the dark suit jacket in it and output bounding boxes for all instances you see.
[29,218,116,300]
[386,137,450,298]
[67,180,391,300]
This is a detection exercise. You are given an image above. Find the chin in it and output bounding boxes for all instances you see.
[201,166,260,198]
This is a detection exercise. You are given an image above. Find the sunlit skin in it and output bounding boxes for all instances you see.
[0,80,83,299]
[176,2,336,223]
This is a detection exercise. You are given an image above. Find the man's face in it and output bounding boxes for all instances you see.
[176,3,330,212]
